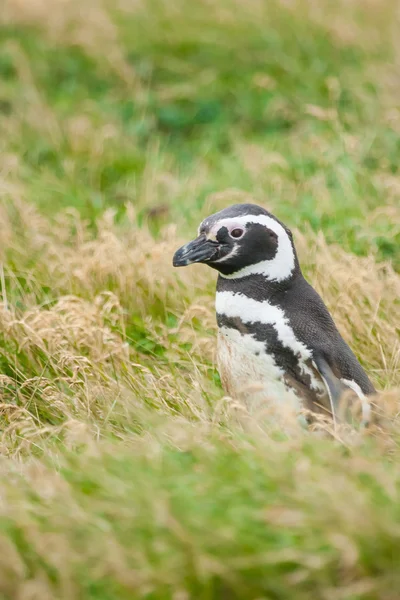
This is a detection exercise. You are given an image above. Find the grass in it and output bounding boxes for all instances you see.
[0,0,399,597]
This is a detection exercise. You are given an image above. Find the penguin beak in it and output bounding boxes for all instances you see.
[173,235,218,267]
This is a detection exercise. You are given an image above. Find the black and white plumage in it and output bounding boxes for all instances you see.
[173,203,375,426]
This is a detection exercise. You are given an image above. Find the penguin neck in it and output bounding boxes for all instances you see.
[214,234,302,281]
[216,266,303,302]
[215,239,303,301]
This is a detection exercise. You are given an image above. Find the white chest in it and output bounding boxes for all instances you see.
[215,290,326,418]
[217,326,302,413]
[217,327,299,407]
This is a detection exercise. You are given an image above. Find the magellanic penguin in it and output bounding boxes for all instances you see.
[173,203,376,427]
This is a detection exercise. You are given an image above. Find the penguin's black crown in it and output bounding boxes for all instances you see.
[173,203,300,279]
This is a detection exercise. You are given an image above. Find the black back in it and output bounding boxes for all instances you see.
[217,272,375,395]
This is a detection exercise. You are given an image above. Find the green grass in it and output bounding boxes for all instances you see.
[3,433,400,600]
[1,0,400,264]
[0,0,399,597]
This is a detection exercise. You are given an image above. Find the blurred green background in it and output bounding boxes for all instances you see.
[1,3,400,599]
[1,0,399,268]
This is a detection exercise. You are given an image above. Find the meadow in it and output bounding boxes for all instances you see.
[0,0,400,597]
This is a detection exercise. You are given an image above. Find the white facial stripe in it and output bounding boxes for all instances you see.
[205,231,218,241]
[214,245,239,263]
[210,215,295,281]
[216,291,325,394]
[209,218,245,237]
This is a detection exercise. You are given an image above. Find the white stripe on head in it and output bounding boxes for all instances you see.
[209,215,295,281]
[216,291,325,394]
[214,245,240,263]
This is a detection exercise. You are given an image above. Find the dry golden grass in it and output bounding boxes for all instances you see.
[0,196,398,454]
[0,0,400,596]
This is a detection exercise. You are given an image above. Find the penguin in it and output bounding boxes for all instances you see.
[173,203,376,426]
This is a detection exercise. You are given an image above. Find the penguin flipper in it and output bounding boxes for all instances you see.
[312,355,348,424]
[313,354,371,426]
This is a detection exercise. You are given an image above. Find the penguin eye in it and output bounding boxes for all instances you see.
[229,227,244,239]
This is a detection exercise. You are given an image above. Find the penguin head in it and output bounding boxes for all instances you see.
[173,203,299,281]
